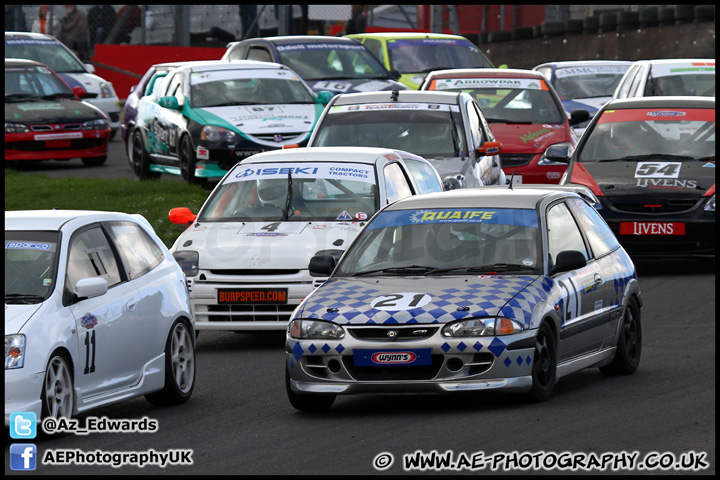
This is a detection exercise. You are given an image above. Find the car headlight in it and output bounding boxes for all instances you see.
[442,317,523,337]
[538,142,575,166]
[5,123,30,134]
[704,194,715,212]
[289,319,345,339]
[82,118,109,130]
[5,334,26,369]
[202,125,242,144]
[99,81,116,98]
[172,250,199,277]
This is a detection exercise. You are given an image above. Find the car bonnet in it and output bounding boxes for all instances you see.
[5,98,105,124]
[490,122,571,154]
[295,275,549,330]
[175,221,364,270]
[191,103,322,137]
[4,304,42,335]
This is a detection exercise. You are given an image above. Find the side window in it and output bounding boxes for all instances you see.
[66,227,122,291]
[105,221,164,280]
[227,44,248,60]
[383,163,414,204]
[247,46,273,62]
[546,201,589,267]
[363,39,384,64]
[535,66,552,82]
[403,159,443,193]
[628,65,646,97]
[566,198,619,258]
[147,71,169,97]
[466,102,484,147]
[164,72,185,104]
[616,64,639,99]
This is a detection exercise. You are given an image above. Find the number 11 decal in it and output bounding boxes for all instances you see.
[84,330,96,374]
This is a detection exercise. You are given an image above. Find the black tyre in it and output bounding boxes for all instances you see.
[527,322,557,402]
[146,319,196,406]
[129,129,160,180]
[488,30,511,43]
[41,352,74,420]
[81,155,107,166]
[179,135,206,186]
[285,364,335,412]
[600,297,642,375]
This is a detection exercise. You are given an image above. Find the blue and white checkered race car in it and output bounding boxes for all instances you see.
[286,185,643,410]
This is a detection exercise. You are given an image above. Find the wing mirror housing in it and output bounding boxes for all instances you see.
[550,250,587,275]
[477,141,502,156]
[169,207,197,225]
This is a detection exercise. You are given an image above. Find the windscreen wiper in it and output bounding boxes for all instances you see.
[5,293,46,304]
[282,170,294,221]
[430,263,536,275]
[353,265,437,277]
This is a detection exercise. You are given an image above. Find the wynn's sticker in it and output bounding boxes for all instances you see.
[370,293,432,311]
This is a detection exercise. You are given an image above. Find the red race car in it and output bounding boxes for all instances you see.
[422,68,589,184]
[5,58,110,166]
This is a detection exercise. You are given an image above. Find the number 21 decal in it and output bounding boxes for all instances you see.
[371,292,432,311]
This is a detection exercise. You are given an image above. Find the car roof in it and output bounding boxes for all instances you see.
[330,90,463,106]
[534,60,633,68]
[235,146,428,166]
[236,35,361,45]
[426,68,546,79]
[5,210,148,232]
[5,31,59,41]
[5,58,46,68]
[602,96,715,110]
[629,58,715,66]
[385,185,576,211]
[174,60,288,73]
[347,32,469,40]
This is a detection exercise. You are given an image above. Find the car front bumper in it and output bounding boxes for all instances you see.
[4,368,44,426]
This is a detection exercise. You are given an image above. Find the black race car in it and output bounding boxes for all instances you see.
[548,96,715,258]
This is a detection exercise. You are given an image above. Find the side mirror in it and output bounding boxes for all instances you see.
[75,277,108,299]
[550,250,587,275]
[390,69,402,80]
[569,109,590,126]
[84,63,96,73]
[477,141,502,156]
[129,85,137,94]
[158,96,180,110]
[308,254,337,277]
[544,144,571,163]
[169,207,197,225]
[72,86,86,98]
[316,91,334,105]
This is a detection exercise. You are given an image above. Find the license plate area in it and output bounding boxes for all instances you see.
[619,222,685,235]
[217,288,288,304]
[353,349,432,367]
[45,139,71,148]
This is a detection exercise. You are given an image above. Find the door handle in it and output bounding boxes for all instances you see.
[594,273,603,286]
[126,298,137,312]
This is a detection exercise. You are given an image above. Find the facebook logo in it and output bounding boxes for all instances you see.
[10,444,37,471]
[10,412,37,439]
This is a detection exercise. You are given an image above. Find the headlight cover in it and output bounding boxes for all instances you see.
[538,142,575,165]
[289,319,345,339]
[704,194,715,212]
[5,123,30,134]
[82,118,109,130]
[172,250,199,277]
[442,317,523,337]
[202,125,242,144]
[99,81,116,98]
[5,334,26,369]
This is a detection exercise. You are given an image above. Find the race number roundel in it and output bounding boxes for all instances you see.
[370,292,432,311]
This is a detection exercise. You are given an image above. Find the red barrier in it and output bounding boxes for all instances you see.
[91,44,227,100]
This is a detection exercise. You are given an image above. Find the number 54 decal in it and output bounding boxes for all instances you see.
[635,162,681,179]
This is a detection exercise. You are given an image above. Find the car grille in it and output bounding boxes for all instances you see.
[347,326,439,341]
[208,269,301,275]
[253,132,307,142]
[206,303,297,322]
[31,124,82,131]
[7,139,105,151]
[343,355,445,381]
[500,153,535,167]
[608,199,701,215]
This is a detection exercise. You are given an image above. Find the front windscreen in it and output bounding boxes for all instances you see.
[190,68,316,108]
[313,104,467,158]
[336,207,541,276]
[387,38,492,74]
[578,108,715,162]
[646,63,715,97]
[5,230,61,304]
[199,162,379,222]
[431,76,566,124]
[276,42,391,81]
[5,39,86,73]
[5,64,74,99]
[553,64,630,100]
